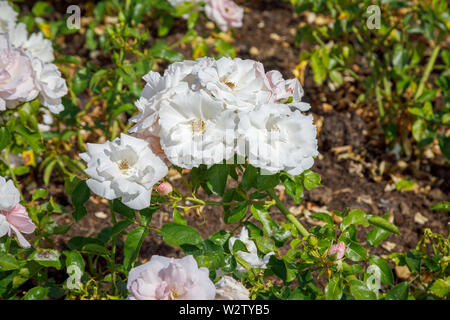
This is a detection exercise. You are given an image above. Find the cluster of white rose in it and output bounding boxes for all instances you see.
[168,0,244,32]
[0,1,67,114]
[130,56,318,174]
[81,56,318,210]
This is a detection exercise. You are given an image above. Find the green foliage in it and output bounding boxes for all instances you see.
[292,0,450,161]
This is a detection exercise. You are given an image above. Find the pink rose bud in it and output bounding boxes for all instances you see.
[157,182,173,196]
[329,241,346,260]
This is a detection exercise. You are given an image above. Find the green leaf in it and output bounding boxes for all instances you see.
[173,1,196,17]
[0,127,11,151]
[72,68,90,94]
[140,206,159,226]
[32,2,54,16]
[386,282,409,300]
[268,256,297,282]
[395,179,415,191]
[71,180,91,222]
[232,239,248,253]
[29,249,62,269]
[0,253,20,271]
[81,244,110,258]
[368,216,399,235]
[329,69,343,85]
[206,164,228,196]
[93,1,107,21]
[113,199,135,219]
[392,44,408,71]
[280,174,303,204]
[325,277,343,300]
[405,249,421,273]
[173,208,187,225]
[350,280,377,300]
[250,204,277,235]
[149,41,184,63]
[64,250,85,273]
[14,125,43,153]
[160,223,202,247]
[253,235,276,254]
[158,15,173,37]
[438,135,450,163]
[367,226,390,247]
[430,278,450,298]
[341,209,368,231]
[369,256,394,286]
[256,173,279,190]
[240,165,258,191]
[214,39,236,58]
[111,220,133,237]
[415,89,437,103]
[302,170,321,190]
[124,227,148,271]
[311,50,327,85]
[309,212,333,225]
[345,241,367,262]
[431,201,450,212]
[23,286,49,300]
[67,236,104,250]
[187,11,198,29]
[43,159,57,186]
[224,201,248,224]
[210,230,231,247]
[85,28,97,50]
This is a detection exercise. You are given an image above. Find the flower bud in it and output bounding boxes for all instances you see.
[157,182,173,196]
[329,241,346,260]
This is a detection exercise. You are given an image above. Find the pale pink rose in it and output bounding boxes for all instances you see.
[0,34,39,110]
[0,204,36,248]
[127,255,216,300]
[329,242,346,260]
[265,70,291,102]
[157,182,173,196]
[205,0,244,32]
[132,130,169,165]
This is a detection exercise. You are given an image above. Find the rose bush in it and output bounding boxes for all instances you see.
[0,0,448,302]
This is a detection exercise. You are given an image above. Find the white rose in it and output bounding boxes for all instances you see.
[229,227,274,272]
[237,103,318,175]
[79,134,168,210]
[158,90,236,168]
[215,276,250,300]
[32,59,67,114]
[196,57,272,112]
[0,1,18,33]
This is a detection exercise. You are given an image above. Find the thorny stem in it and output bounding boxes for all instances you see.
[266,188,309,238]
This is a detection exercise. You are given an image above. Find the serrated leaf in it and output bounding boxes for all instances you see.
[350,280,377,300]
[124,227,148,271]
[385,282,409,300]
[368,216,399,235]
[325,277,343,300]
[160,223,202,247]
[369,256,394,286]
[206,164,228,196]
